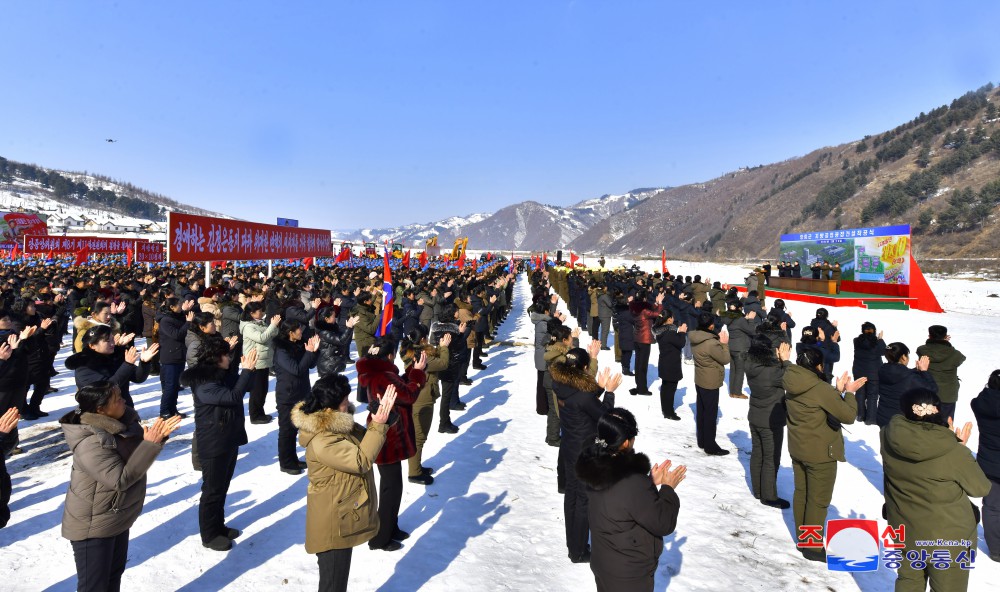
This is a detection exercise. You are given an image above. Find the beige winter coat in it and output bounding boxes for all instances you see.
[292,403,389,553]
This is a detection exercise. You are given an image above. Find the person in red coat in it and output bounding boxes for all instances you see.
[356,336,427,552]
[628,291,665,395]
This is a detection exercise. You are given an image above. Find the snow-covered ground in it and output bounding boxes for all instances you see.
[4,261,1000,591]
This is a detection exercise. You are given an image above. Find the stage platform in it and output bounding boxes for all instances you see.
[736,285,915,310]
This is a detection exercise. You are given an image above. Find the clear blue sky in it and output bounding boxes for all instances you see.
[1,1,998,229]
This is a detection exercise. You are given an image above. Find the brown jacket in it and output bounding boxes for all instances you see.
[410,345,449,406]
[455,301,478,348]
[690,330,731,389]
[59,407,162,541]
[293,403,389,553]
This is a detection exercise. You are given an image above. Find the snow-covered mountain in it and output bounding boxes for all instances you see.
[0,160,230,238]
[333,188,662,250]
[331,212,492,245]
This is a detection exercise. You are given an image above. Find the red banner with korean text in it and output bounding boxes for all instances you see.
[134,241,165,263]
[22,235,146,254]
[167,212,332,262]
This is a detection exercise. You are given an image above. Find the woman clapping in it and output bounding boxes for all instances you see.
[292,376,397,592]
[59,382,180,591]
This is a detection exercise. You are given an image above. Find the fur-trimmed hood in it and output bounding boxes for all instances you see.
[180,364,228,387]
[59,406,143,450]
[291,400,358,435]
[576,449,651,491]
[550,361,600,399]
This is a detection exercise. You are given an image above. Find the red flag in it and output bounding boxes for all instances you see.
[402,250,410,267]
[542,252,547,265]
[569,252,579,267]
[126,247,133,266]
[661,248,669,275]
[45,249,55,261]
[73,245,90,266]
[9,243,21,260]
[375,249,394,337]
[333,248,349,264]
[418,250,428,268]
[456,251,466,269]
[302,257,314,271]
[211,260,227,269]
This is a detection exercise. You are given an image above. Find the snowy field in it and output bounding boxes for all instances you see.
[4,260,1000,591]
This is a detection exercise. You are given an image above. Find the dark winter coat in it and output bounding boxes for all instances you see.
[876,363,938,428]
[881,415,990,552]
[315,319,352,378]
[611,303,636,351]
[741,295,765,319]
[596,292,614,319]
[652,324,685,383]
[156,311,190,365]
[852,334,886,378]
[795,339,840,381]
[551,361,615,461]
[65,348,150,408]
[59,407,162,541]
[220,303,243,341]
[915,340,966,404]
[576,449,680,591]
[530,310,555,372]
[181,365,254,459]
[726,315,760,353]
[0,338,28,398]
[273,337,318,406]
[356,357,426,465]
[745,343,789,429]
[767,305,795,341]
[400,298,422,336]
[971,387,1000,481]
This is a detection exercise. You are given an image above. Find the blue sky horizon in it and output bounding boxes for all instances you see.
[2,1,998,229]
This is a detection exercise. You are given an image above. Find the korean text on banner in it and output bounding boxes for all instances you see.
[22,235,147,254]
[167,212,332,262]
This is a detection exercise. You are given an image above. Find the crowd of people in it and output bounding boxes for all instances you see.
[539,263,997,592]
[0,255,997,591]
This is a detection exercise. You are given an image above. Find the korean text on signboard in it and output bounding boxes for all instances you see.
[134,241,165,263]
[778,224,911,285]
[22,235,146,254]
[168,212,331,262]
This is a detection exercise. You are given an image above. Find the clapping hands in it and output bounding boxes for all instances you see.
[372,384,397,425]
[143,415,182,444]
[595,367,623,393]
[651,460,687,489]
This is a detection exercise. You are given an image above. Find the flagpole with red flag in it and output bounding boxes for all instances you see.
[661,247,668,275]
[375,248,394,338]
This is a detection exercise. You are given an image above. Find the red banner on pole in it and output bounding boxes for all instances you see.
[134,241,165,263]
[23,235,146,254]
[167,212,331,263]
